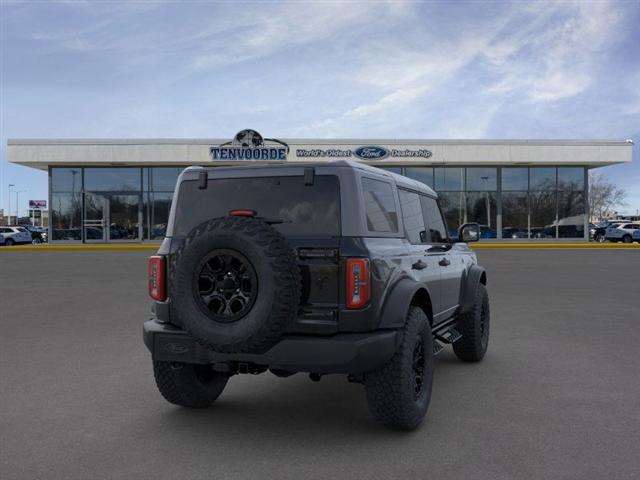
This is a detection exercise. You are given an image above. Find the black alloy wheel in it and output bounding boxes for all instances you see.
[194,249,258,322]
[412,338,426,400]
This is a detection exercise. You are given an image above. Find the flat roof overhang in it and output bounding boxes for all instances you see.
[7,138,634,171]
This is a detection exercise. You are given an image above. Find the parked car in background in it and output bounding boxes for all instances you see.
[479,225,497,239]
[590,220,626,242]
[632,229,640,242]
[20,225,48,244]
[605,223,640,243]
[0,226,32,246]
[502,227,528,239]
[0,232,5,245]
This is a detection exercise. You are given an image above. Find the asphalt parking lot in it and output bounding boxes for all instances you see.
[1,249,639,480]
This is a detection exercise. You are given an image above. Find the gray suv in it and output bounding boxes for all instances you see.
[143,161,489,430]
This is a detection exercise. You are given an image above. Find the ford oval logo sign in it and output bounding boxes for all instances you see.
[354,146,389,160]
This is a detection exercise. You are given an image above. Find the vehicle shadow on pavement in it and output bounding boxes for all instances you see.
[139,353,464,440]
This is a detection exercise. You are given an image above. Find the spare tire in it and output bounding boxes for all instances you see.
[170,216,301,353]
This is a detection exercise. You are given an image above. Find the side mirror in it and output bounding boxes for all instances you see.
[458,223,480,243]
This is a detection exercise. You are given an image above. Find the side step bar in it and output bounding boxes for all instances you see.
[432,323,462,355]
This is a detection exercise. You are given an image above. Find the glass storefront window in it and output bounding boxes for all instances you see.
[529,190,556,238]
[150,167,184,191]
[502,168,528,191]
[51,168,82,193]
[557,191,585,238]
[502,192,528,239]
[529,168,556,191]
[435,168,464,191]
[438,191,465,238]
[51,192,82,240]
[466,168,497,191]
[405,167,434,188]
[558,167,584,191]
[84,168,141,192]
[148,192,173,239]
[466,192,497,238]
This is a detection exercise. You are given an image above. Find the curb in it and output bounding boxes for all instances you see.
[1,243,639,251]
[471,243,640,249]
[0,244,160,251]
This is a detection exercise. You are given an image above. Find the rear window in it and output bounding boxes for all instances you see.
[17,227,28,232]
[362,177,398,233]
[173,175,340,237]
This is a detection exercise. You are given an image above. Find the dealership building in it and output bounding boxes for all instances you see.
[7,135,633,242]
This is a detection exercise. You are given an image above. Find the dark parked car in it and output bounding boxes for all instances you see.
[20,225,48,244]
[143,161,490,430]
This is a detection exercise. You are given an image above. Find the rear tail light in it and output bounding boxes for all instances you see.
[346,258,370,309]
[148,255,166,301]
[229,209,257,217]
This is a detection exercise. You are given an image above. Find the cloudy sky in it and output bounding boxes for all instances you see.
[1,0,639,216]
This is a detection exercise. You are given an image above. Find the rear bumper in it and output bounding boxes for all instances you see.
[143,319,398,374]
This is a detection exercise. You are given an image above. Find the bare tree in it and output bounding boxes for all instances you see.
[589,172,627,221]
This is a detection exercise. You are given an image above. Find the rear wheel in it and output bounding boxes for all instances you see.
[364,307,433,430]
[152,361,228,408]
[622,234,632,243]
[453,283,490,362]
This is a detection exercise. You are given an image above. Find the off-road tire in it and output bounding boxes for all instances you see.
[171,216,301,354]
[453,283,490,362]
[153,361,228,408]
[364,307,434,430]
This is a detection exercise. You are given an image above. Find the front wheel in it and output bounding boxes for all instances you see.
[364,307,433,430]
[32,238,42,245]
[152,361,229,408]
[595,233,605,243]
[453,283,490,362]
[5,238,14,246]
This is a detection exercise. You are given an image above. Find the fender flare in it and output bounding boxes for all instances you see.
[460,265,487,314]
[378,278,433,329]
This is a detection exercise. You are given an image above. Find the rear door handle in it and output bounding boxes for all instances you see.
[438,257,450,267]
[412,260,427,270]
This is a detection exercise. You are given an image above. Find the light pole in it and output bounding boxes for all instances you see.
[8,184,15,225]
[15,190,26,224]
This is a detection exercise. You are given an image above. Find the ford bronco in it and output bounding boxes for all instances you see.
[143,160,489,430]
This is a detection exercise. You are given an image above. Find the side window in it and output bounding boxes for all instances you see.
[399,189,426,244]
[420,195,448,244]
[362,177,398,233]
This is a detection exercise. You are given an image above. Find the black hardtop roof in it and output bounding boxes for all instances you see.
[185,160,437,197]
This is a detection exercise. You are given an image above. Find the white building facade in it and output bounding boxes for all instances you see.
[8,135,633,242]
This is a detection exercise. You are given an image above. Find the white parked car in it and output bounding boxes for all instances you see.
[632,229,640,242]
[0,226,32,246]
[605,223,640,243]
